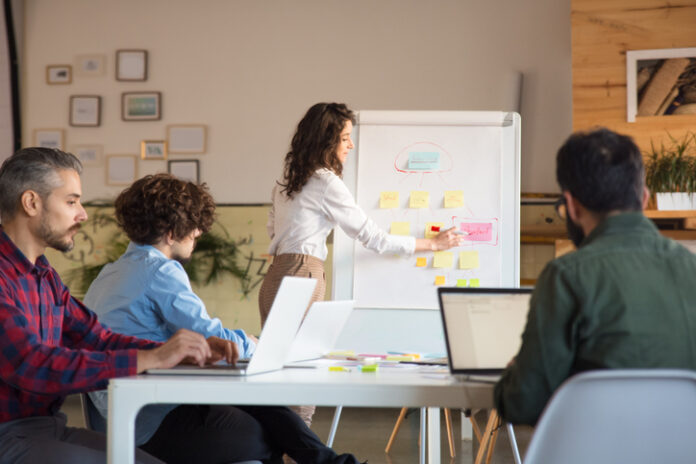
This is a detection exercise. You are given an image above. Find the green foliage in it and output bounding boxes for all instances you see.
[645,131,696,193]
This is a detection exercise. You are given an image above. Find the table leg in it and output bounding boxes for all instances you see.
[107,384,144,464]
[420,408,427,464]
[427,407,441,464]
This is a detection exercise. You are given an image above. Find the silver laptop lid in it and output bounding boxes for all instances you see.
[287,300,354,363]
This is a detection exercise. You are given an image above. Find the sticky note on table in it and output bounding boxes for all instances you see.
[444,191,465,208]
[469,278,480,288]
[459,251,480,269]
[360,364,378,373]
[408,152,440,170]
[416,257,427,267]
[391,222,410,236]
[410,191,429,209]
[460,222,493,241]
[380,191,399,209]
[456,279,467,287]
[434,275,446,286]
[424,222,445,239]
[433,251,454,268]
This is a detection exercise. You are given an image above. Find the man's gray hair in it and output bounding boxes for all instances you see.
[0,147,83,221]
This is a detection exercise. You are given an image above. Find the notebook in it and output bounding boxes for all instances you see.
[286,300,354,363]
[438,287,532,376]
[146,276,317,376]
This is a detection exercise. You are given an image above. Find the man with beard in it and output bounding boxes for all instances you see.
[494,128,696,425]
[0,148,236,464]
[84,173,361,464]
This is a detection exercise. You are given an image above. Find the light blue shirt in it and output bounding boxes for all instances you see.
[84,242,255,445]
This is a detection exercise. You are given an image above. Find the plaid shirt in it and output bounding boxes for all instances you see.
[0,228,160,423]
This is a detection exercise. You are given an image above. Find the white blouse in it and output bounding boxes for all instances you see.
[267,168,416,261]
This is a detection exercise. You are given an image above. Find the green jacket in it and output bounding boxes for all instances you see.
[495,212,696,425]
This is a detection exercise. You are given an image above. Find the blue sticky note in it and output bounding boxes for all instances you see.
[408,152,440,170]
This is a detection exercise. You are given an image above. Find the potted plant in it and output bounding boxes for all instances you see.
[645,131,696,210]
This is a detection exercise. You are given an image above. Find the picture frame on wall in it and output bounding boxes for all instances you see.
[168,159,200,183]
[167,124,207,154]
[122,91,161,121]
[106,155,138,186]
[70,144,103,167]
[116,49,148,81]
[70,95,101,127]
[46,65,72,84]
[141,140,167,160]
[75,54,106,77]
[33,129,64,149]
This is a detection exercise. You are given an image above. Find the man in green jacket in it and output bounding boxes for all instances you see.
[494,128,696,425]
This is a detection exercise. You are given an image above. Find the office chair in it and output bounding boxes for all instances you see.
[524,369,696,464]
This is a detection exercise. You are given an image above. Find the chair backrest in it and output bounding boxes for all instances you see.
[79,393,107,433]
[524,369,696,464]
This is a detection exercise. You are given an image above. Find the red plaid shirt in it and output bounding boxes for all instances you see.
[0,228,160,422]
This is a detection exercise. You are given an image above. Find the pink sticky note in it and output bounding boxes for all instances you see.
[460,222,492,241]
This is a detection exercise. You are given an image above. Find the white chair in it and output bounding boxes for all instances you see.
[524,369,696,464]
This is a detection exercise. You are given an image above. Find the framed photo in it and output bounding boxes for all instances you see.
[75,54,106,77]
[116,49,148,81]
[167,125,207,154]
[70,95,101,127]
[122,91,161,121]
[33,129,64,149]
[70,144,103,167]
[626,47,696,122]
[168,159,200,183]
[46,65,72,84]
[141,140,167,160]
[106,155,138,186]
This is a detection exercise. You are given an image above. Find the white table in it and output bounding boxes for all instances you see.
[107,367,494,464]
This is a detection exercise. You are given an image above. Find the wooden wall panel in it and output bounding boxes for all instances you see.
[571,1,696,152]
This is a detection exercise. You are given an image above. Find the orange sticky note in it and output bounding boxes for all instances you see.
[424,222,445,239]
[469,278,480,288]
[458,251,480,269]
[416,257,427,267]
[410,191,429,209]
[434,275,446,286]
[456,279,467,287]
[433,251,454,268]
[391,222,410,236]
[444,190,465,208]
[380,191,399,209]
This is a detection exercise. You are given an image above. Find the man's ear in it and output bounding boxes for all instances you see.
[563,190,581,223]
[641,186,650,210]
[19,190,42,217]
[165,231,175,246]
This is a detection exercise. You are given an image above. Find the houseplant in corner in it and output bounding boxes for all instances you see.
[645,131,696,210]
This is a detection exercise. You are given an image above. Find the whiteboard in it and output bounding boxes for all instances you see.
[332,111,520,310]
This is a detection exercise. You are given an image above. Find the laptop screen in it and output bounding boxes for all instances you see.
[438,288,532,374]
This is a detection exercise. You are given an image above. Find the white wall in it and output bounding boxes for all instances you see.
[22,0,571,202]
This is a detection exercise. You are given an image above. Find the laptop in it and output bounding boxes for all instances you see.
[437,287,532,376]
[286,300,354,363]
[147,276,317,376]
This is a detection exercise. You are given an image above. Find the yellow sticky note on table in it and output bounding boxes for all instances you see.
[444,190,465,208]
[434,275,446,286]
[380,191,399,209]
[456,279,467,287]
[424,222,445,239]
[459,251,480,269]
[416,257,427,267]
[469,278,480,288]
[391,222,410,236]
[410,191,429,209]
[433,251,454,268]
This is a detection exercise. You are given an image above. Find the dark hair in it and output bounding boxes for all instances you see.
[280,102,356,197]
[114,173,215,245]
[0,147,82,221]
[556,128,645,213]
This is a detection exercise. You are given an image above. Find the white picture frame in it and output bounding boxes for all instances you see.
[167,125,207,154]
[33,129,64,150]
[70,144,103,167]
[106,155,138,186]
[70,95,101,127]
[168,159,200,183]
[75,54,106,77]
[116,49,148,81]
[46,65,72,84]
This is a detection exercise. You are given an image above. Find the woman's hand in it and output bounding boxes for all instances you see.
[414,227,463,252]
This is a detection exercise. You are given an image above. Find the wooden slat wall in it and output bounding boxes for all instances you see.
[571,0,696,150]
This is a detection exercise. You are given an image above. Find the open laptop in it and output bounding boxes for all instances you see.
[147,276,317,376]
[438,287,532,377]
[286,300,354,363]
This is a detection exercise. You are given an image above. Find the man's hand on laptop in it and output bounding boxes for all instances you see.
[137,329,212,373]
[205,336,239,366]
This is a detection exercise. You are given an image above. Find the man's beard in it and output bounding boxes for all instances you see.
[39,214,80,252]
[565,216,585,248]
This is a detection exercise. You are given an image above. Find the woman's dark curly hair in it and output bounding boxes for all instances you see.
[115,173,216,245]
[279,102,356,198]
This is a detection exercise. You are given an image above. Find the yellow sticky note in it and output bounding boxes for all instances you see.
[469,278,480,288]
[424,222,445,239]
[410,191,429,209]
[444,190,465,208]
[433,251,454,268]
[435,275,446,286]
[456,279,467,287]
[459,251,480,269]
[391,222,410,236]
[416,257,427,267]
[380,191,399,209]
